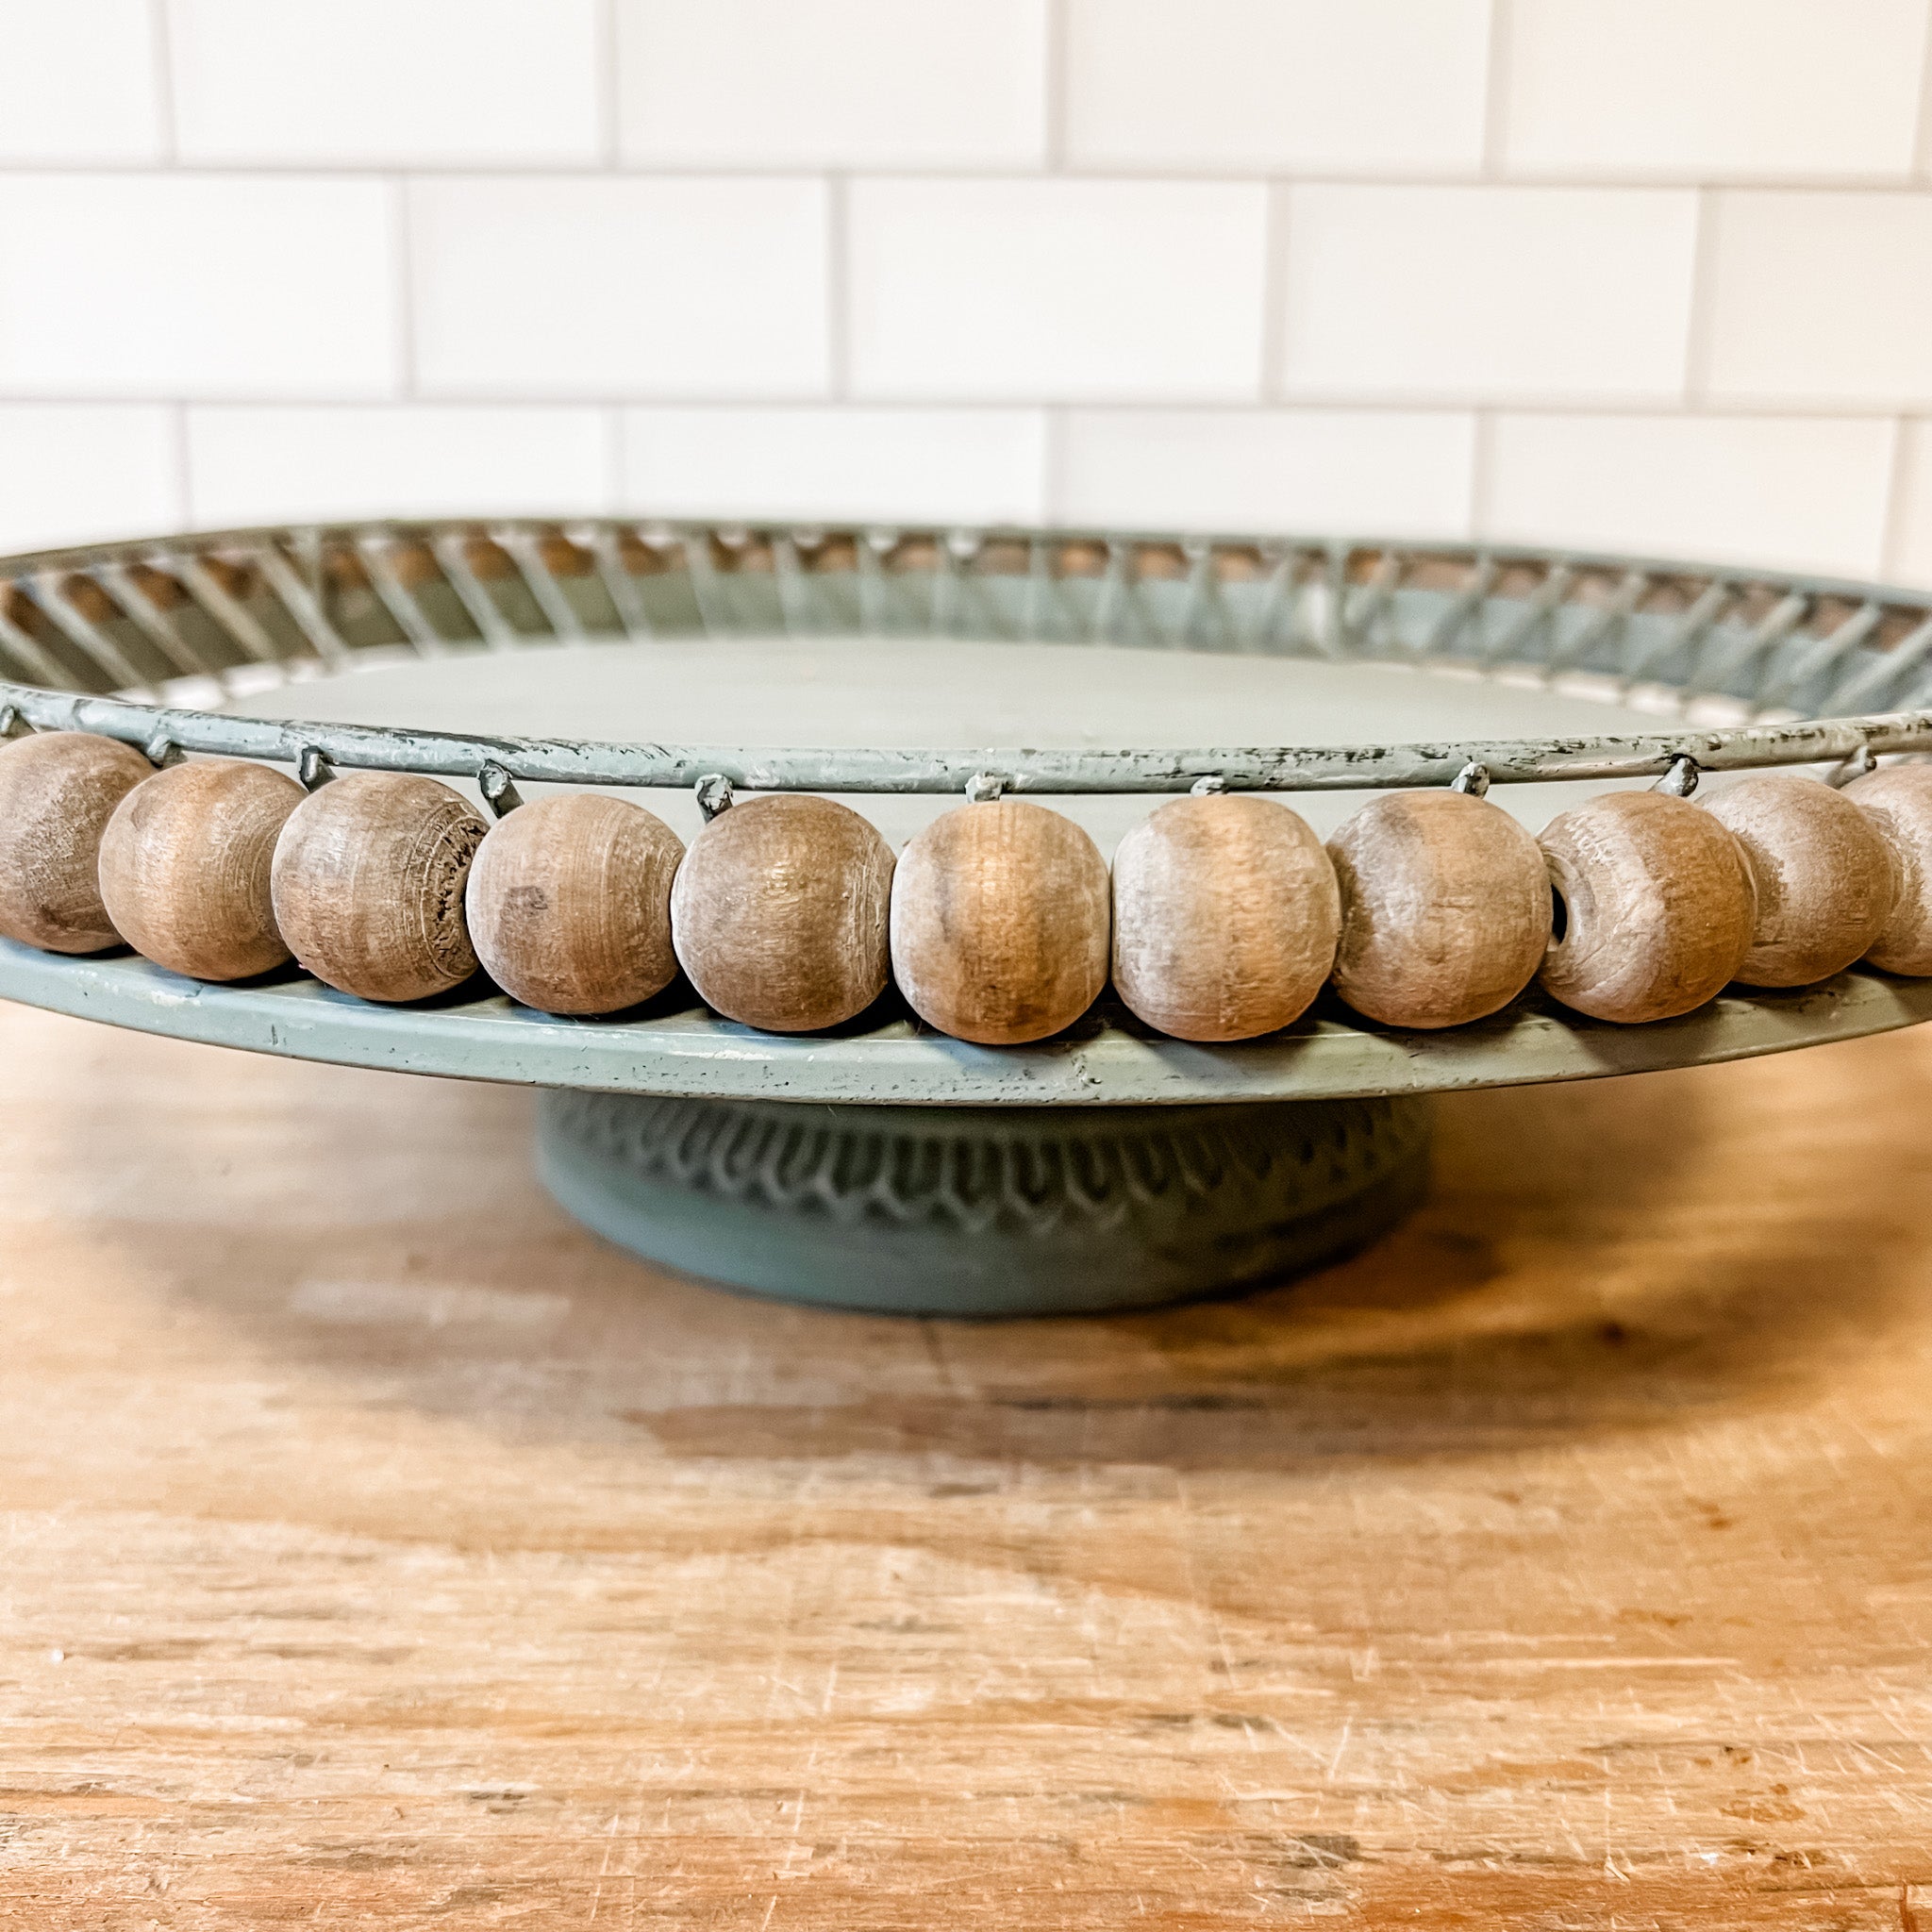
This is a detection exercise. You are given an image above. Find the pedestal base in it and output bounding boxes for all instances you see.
[537,1091,1431,1317]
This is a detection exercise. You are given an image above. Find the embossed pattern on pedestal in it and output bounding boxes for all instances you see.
[542,1091,1429,1241]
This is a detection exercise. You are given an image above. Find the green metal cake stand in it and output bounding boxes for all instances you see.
[3,517,1929,1314]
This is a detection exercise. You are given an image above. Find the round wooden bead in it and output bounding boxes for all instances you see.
[97,757,305,981]
[1844,762,1932,974]
[1111,794,1340,1041]
[467,792,684,1016]
[670,794,893,1032]
[1700,773,1897,988]
[0,730,152,954]
[891,798,1109,1045]
[1540,790,1756,1024]
[1327,790,1549,1029]
[270,773,489,1004]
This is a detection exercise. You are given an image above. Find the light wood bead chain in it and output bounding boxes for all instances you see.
[3,727,1929,1042]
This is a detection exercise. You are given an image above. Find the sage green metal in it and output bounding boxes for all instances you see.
[537,1090,1431,1316]
[3,519,1932,794]
[6,941,1930,1106]
[7,515,1932,1313]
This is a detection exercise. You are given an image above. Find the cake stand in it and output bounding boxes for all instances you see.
[3,517,1929,1315]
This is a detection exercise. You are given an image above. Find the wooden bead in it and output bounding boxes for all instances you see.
[1844,762,1932,974]
[1327,790,1548,1029]
[891,798,1109,1045]
[97,758,305,982]
[1701,773,1897,988]
[1111,794,1340,1041]
[670,794,892,1032]
[1540,790,1756,1024]
[467,792,684,1016]
[0,730,152,954]
[270,773,489,1003]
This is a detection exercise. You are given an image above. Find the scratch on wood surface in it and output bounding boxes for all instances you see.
[3,1005,1932,1925]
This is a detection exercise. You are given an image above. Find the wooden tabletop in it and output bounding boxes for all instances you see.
[4,999,1932,1929]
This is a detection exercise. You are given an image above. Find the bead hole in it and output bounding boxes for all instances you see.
[1550,882,1570,946]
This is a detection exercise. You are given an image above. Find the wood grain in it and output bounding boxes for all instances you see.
[3,1001,1932,1926]
[1702,774,1896,990]
[0,730,152,955]
[1541,791,1757,1024]
[891,799,1109,1044]
[1847,763,1932,975]
[671,794,893,1033]
[1111,793,1339,1041]
[97,757,306,983]
[466,791,683,1016]
[269,773,489,1005]
[1327,789,1549,1029]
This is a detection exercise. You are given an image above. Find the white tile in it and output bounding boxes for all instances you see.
[1278,186,1698,403]
[620,407,1045,524]
[0,407,180,554]
[186,407,611,528]
[1483,412,1893,578]
[0,177,398,399]
[1883,420,1932,587]
[1066,0,1488,174]
[1504,0,1926,180]
[1058,409,1474,537]
[619,0,1045,167]
[0,0,160,161]
[170,0,600,165]
[1706,192,1932,407]
[410,177,828,399]
[849,179,1266,402]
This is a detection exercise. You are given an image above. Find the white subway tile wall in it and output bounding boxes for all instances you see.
[1482,413,1899,579]
[848,178,1268,400]
[185,408,614,529]
[0,408,178,553]
[1063,0,1491,175]
[0,1,160,163]
[0,0,1928,586]
[1058,409,1475,536]
[1502,0,1928,181]
[0,176,400,398]
[1276,185,1699,402]
[408,176,830,397]
[1704,192,1932,407]
[618,0,1048,168]
[619,408,1048,525]
[170,0,604,168]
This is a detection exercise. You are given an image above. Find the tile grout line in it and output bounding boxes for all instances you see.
[1468,407,1495,543]
[3,393,1931,420]
[1682,185,1720,406]
[1258,180,1291,403]
[825,174,850,403]
[1913,0,1932,179]
[3,160,1932,191]
[148,0,177,163]
[1041,404,1065,523]
[1882,415,1915,578]
[168,400,192,527]
[597,0,623,169]
[603,405,626,516]
[1480,0,1512,179]
[1043,0,1069,173]
[391,175,417,401]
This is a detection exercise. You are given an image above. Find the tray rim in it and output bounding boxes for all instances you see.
[8,517,1932,1103]
[6,516,1932,795]
[6,939,1928,1107]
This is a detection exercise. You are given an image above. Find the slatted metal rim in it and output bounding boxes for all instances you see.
[2,518,1930,792]
[6,516,1932,1104]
